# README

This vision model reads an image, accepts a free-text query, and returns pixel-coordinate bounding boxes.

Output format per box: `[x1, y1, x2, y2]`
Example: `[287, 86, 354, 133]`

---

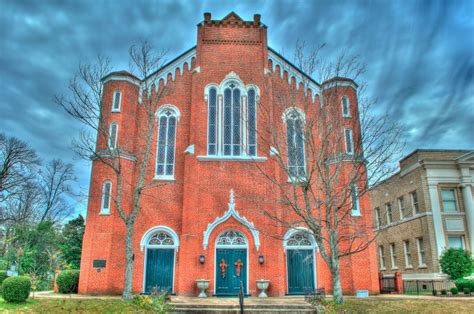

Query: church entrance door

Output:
[215, 230, 248, 295]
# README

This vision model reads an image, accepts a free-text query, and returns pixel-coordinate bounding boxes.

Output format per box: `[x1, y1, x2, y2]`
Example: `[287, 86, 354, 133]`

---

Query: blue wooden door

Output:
[287, 249, 315, 294]
[215, 249, 247, 295]
[145, 248, 174, 293]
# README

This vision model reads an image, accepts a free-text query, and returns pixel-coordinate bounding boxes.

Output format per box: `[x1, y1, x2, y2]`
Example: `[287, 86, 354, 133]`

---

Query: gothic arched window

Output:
[248, 88, 257, 156]
[205, 73, 259, 158]
[216, 230, 247, 247]
[207, 87, 218, 155]
[100, 180, 112, 214]
[223, 84, 241, 156]
[156, 107, 179, 179]
[285, 109, 306, 179]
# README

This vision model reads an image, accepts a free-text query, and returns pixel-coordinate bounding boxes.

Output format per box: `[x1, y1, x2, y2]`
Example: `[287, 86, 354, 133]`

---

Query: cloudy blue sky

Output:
[1, 0, 473, 218]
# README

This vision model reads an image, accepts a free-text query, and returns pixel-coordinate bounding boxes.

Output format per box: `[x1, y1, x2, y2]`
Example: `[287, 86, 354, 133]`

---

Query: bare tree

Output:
[39, 159, 75, 223]
[56, 41, 169, 299]
[0, 133, 40, 202]
[252, 43, 403, 303]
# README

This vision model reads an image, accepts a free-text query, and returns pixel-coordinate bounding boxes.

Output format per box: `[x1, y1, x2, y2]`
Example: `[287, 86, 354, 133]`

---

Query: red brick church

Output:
[79, 12, 379, 296]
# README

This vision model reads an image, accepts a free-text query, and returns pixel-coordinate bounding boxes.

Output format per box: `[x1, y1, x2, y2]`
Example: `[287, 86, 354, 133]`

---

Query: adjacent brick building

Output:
[371, 149, 474, 280]
[79, 12, 379, 296]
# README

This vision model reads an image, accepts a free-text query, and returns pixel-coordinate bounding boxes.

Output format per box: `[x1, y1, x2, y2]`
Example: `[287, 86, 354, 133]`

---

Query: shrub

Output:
[432, 289, 437, 296]
[454, 278, 474, 293]
[464, 288, 470, 295]
[56, 270, 80, 293]
[441, 289, 447, 295]
[132, 288, 174, 314]
[439, 248, 473, 279]
[1, 276, 31, 303]
[451, 287, 458, 295]
[0, 270, 7, 287]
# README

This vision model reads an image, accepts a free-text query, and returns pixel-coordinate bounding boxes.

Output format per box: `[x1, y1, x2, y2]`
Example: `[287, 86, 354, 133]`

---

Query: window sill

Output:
[391, 267, 399, 270]
[154, 175, 175, 181]
[379, 268, 386, 271]
[99, 211, 110, 216]
[404, 266, 413, 270]
[418, 264, 427, 269]
[196, 155, 267, 162]
[343, 115, 351, 118]
[111, 109, 121, 113]
[351, 211, 362, 217]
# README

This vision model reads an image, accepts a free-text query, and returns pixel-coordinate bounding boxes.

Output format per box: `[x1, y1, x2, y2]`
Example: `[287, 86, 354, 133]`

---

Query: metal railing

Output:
[403, 280, 455, 295]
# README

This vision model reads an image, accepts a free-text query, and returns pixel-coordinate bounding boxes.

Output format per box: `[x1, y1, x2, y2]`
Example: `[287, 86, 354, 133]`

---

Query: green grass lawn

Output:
[0, 297, 473, 313]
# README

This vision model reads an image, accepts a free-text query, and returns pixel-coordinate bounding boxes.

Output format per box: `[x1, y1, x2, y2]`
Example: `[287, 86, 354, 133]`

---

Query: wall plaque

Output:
[93, 259, 106, 268]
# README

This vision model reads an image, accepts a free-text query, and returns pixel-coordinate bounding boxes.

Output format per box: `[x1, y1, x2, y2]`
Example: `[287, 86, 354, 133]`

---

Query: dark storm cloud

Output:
[1, 0, 473, 218]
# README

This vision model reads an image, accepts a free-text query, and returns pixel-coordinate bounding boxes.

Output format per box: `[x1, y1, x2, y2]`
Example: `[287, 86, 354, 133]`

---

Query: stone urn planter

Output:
[256, 279, 270, 298]
[196, 279, 210, 298]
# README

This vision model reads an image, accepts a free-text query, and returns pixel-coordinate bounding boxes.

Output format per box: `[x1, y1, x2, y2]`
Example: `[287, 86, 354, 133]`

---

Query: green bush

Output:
[132, 289, 174, 314]
[454, 278, 474, 293]
[451, 287, 458, 295]
[0, 270, 7, 285]
[439, 248, 473, 279]
[1, 276, 31, 303]
[441, 289, 447, 295]
[464, 288, 470, 295]
[56, 270, 80, 293]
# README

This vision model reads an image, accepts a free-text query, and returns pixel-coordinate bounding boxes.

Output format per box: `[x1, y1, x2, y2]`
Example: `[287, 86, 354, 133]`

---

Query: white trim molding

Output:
[203, 189, 260, 250]
[140, 225, 180, 252]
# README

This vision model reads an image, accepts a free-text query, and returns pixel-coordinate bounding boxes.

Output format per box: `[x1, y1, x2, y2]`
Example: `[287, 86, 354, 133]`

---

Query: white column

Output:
[428, 184, 446, 256]
[461, 183, 474, 253]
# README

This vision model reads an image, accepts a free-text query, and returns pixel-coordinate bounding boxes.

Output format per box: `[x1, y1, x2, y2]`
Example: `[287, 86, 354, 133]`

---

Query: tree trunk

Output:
[331, 258, 344, 304]
[122, 221, 134, 299]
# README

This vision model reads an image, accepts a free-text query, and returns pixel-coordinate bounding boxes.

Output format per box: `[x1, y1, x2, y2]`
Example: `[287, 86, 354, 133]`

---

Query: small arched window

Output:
[248, 88, 257, 156]
[108, 122, 118, 149]
[285, 109, 306, 179]
[156, 107, 178, 179]
[112, 91, 122, 112]
[341, 96, 350, 117]
[344, 128, 353, 154]
[100, 181, 112, 214]
[351, 184, 361, 216]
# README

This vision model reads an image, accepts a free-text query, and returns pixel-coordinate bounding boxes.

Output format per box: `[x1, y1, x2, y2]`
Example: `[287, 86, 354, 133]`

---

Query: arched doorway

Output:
[215, 230, 248, 295]
[284, 229, 316, 294]
[142, 227, 179, 293]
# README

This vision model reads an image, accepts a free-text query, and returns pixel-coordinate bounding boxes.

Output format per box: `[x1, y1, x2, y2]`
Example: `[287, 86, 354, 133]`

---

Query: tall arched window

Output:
[248, 88, 257, 156]
[156, 107, 178, 179]
[204, 73, 260, 158]
[207, 87, 217, 155]
[100, 180, 112, 214]
[285, 109, 306, 179]
[108, 122, 118, 149]
[344, 128, 353, 154]
[341, 96, 350, 117]
[223, 84, 241, 156]
[112, 91, 121, 112]
[351, 184, 361, 216]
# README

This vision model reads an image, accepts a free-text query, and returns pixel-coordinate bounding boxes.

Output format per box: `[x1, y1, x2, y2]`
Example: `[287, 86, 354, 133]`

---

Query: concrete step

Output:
[171, 303, 313, 310]
[171, 308, 315, 314]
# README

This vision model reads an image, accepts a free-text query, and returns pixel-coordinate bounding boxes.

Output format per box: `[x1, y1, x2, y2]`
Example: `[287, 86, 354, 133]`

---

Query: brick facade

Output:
[371, 149, 474, 280]
[78, 12, 379, 296]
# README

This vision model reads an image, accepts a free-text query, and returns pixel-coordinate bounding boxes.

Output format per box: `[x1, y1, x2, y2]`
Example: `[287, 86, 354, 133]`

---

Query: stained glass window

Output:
[286, 231, 312, 246]
[286, 110, 305, 178]
[207, 88, 217, 155]
[248, 89, 256, 156]
[156, 110, 177, 177]
[112, 91, 121, 111]
[148, 232, 175, 246]
[216, 230, 247, 246]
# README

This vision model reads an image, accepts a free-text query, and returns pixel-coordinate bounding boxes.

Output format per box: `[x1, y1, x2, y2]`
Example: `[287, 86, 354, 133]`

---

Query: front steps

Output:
[170, 296, 315, 313]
